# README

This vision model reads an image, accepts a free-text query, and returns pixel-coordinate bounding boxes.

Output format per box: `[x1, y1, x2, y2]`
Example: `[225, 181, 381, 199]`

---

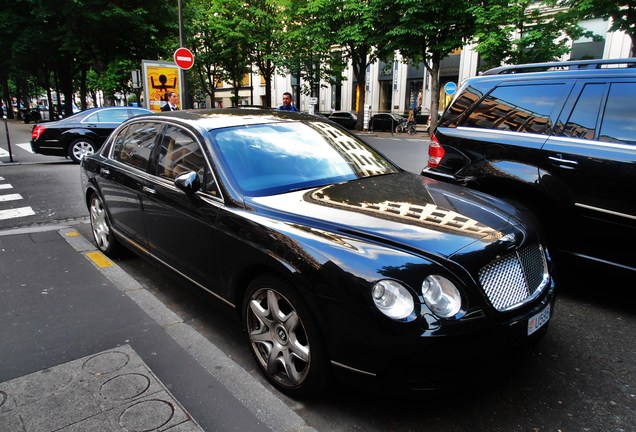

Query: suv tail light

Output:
[32, 125, 46, 140]
[427, 133, 445, 168]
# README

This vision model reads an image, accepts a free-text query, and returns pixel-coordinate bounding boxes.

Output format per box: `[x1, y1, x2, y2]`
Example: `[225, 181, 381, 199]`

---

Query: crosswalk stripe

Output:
[0, 206, 35, 220]
[17, 143, 33, 153]
[0, 193, 22, 202]
[0, 184, 13, 190]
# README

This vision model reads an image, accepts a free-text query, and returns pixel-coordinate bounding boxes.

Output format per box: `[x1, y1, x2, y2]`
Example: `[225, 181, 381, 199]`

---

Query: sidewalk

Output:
[0, 224, 317, 432]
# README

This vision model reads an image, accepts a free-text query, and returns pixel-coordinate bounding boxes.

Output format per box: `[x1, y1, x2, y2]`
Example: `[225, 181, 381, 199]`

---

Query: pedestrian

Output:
[277, 92, 299, 112]
[161, 92, 179, 111]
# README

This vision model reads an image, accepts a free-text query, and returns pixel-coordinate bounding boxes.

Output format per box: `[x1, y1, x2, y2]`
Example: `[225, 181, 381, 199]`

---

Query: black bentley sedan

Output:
[80, 108, 556, 396]
[31, 106, 152, 163]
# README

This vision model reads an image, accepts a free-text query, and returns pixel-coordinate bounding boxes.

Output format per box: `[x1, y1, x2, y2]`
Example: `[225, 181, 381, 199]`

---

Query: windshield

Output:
[210, 121, 399, 196]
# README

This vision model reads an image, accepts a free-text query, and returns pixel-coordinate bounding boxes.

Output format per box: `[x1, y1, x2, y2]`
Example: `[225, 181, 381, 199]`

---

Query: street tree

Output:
[188, 0, 225, 107]
[295, 0, 383, 128]
[375, 0, 477, 131]
[275, 1, 333, 108]
[209, 0, 253, 106]
[242, 0, 289, 108]
[471, 0, 594, 71]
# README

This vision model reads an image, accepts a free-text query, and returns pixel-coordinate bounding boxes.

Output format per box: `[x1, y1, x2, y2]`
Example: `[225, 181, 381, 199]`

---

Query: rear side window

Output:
[462, 84, 568, 134]
[599, 82, 636, 145]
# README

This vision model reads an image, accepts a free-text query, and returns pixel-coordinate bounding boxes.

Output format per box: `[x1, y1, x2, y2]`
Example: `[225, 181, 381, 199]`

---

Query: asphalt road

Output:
[2, 118, 635, 432]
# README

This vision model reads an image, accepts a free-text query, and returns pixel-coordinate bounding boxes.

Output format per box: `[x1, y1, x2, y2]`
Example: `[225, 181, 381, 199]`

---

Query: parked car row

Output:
[422, 57, 636, 279]
[80, 108, 555, 396]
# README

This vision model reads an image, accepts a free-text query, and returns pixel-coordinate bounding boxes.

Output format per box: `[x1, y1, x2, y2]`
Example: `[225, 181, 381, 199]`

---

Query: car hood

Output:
[247, 171, 528, 263]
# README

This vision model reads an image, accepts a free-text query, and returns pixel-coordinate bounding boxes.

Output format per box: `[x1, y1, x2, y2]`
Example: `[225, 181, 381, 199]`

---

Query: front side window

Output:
[156, 125, 218, 195]
[113, 122, 160, 170]
[462, 84, 568, 134]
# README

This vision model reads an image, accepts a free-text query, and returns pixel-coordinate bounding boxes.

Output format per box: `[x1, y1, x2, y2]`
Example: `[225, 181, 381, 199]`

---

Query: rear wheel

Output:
[89, 193, 119, 256]
[68, 138, 96, 163]
[243, 275, 328, 397]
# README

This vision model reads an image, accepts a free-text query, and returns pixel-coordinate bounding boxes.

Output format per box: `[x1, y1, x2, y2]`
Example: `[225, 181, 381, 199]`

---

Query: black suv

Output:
[422, 58, 636, 278]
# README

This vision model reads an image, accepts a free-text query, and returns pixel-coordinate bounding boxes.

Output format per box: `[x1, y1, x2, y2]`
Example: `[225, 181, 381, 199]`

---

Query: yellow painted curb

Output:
[85, 251, 113, 268]
[65, 231, 81, 237]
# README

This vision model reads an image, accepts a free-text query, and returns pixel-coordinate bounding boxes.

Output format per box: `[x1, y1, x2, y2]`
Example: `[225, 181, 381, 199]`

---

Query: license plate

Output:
[527, 303, 551, 336]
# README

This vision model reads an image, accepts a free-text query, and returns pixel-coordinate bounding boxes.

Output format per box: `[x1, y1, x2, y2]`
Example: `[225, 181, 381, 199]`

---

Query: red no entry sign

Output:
[174, 47, 194, 70]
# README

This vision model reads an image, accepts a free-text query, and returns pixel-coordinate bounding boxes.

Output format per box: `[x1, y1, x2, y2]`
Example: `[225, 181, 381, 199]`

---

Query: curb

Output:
[58, 227, 318, 432]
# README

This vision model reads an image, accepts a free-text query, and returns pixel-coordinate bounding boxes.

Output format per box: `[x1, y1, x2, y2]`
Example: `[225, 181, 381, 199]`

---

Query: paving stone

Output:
[0, 345, 203, 432]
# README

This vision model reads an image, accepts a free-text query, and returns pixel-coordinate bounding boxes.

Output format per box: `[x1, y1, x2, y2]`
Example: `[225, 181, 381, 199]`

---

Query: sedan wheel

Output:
[244, 276, 327, 396]
[89, 193, 118, 256]
[68, 138, 96, 163]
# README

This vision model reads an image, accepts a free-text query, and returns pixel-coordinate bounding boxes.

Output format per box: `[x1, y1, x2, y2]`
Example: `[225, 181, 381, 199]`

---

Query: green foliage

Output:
[471, 0, 595, 70]
[564, 1, 635, 56]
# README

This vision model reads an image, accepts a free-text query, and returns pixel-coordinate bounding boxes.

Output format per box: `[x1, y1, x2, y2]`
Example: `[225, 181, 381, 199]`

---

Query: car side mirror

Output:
[174, 171, 201, 194]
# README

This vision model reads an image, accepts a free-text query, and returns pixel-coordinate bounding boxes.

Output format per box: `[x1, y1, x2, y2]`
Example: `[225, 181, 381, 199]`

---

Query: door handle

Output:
[100, 167, 110, 175]
[142, 186, 157, 194]
[548, 154, 578, 168]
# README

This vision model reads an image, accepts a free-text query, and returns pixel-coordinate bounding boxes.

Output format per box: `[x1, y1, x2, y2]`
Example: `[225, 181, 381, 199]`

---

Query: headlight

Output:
[421, 275, 462, 318]
[371, 280, 414, 320]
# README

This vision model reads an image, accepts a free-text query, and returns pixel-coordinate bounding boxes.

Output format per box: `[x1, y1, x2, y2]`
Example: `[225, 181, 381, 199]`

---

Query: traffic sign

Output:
[444, 82, 457, 96]
[174, 47, 194, 70]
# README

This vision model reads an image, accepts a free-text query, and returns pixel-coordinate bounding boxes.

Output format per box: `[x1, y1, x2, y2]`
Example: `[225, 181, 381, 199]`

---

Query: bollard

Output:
[3, 115, 14, 163]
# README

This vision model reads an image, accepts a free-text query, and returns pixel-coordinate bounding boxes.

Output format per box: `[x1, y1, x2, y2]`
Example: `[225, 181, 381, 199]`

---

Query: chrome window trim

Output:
[575, 202, 636, 221]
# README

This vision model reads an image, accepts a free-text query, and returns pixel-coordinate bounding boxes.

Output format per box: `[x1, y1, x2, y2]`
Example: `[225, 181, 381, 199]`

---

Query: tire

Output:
[89, 192, 119, 256]
[408, 125, 417, 135]
[395, 125, 404, 134]
[68, 138, 97, 163]
[243, 275, 328, 397]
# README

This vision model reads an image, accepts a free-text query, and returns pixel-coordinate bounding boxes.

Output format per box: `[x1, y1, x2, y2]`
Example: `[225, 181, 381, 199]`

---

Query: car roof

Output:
[471, 58, 636, 85]
[137, 108, 323, 130]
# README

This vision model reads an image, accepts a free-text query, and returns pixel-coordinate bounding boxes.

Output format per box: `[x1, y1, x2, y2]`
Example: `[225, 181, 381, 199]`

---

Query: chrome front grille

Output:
[478, 243, 549, 312]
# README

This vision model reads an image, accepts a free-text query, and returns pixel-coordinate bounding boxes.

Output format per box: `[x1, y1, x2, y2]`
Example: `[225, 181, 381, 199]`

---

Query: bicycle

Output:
[396, 118, 416, 135]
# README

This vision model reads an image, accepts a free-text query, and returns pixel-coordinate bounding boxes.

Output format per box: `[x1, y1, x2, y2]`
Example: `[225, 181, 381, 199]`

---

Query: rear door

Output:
[98, 121, 161, 248]
[542, 78, 636, 269]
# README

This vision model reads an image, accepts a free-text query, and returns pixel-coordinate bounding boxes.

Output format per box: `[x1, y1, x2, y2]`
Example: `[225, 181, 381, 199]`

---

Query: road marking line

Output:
[85, 250, 113, 268]
[0, 206, 35, 220]
[0, 184, 13, 190]
[0, 193, 22, 202]
[17, 143, 33, 153]
[0, 148, 9, 158]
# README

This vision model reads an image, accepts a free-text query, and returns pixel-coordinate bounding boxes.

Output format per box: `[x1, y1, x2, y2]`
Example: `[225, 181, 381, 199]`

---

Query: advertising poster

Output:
[142, 60, 182, 112]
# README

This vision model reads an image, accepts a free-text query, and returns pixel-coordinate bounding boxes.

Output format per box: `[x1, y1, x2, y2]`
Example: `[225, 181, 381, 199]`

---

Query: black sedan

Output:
[31, 106, 152, 163]
[369, 112, 404, 132]
[328, 111, 358, 129]
[80, 109, 556, 396]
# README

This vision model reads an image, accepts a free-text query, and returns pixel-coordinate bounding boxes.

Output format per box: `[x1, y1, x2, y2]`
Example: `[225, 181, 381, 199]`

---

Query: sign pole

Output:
[178, 0, 188, 109]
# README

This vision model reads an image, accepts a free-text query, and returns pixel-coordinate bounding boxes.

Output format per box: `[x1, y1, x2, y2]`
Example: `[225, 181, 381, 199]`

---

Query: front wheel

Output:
[68, 138, 97, 163]
[395, 124, 404, 134]
[243, 275, 328, 397]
